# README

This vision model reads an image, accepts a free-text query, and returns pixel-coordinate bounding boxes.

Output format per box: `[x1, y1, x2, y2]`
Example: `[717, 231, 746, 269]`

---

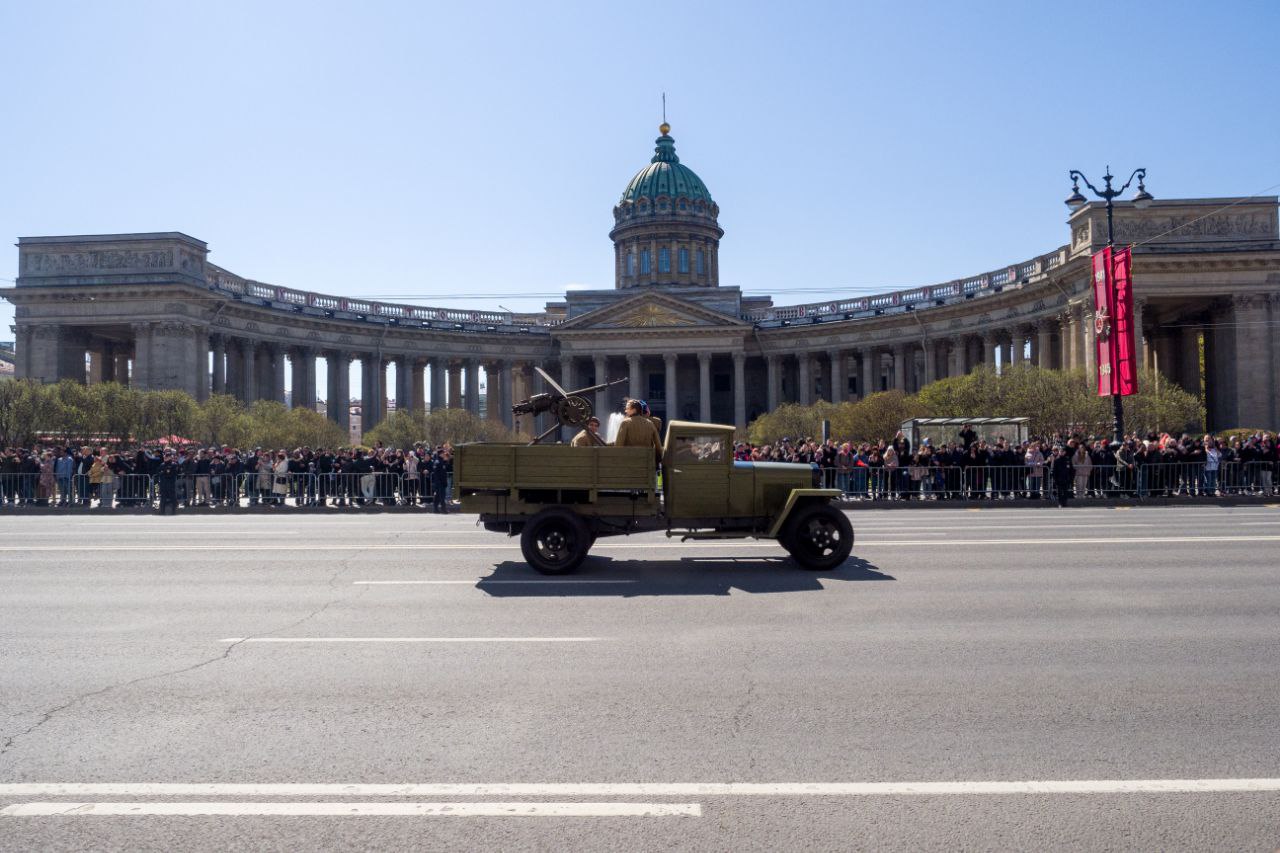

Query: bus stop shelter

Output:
[899, 417, 1030, 449]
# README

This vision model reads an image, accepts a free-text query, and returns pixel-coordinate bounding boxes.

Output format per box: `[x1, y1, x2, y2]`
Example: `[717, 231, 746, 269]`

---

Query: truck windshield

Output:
[670, 435, 725, 462]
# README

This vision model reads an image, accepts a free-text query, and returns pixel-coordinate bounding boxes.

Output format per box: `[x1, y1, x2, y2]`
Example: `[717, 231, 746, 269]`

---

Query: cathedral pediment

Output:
[555, 291, 747, 332]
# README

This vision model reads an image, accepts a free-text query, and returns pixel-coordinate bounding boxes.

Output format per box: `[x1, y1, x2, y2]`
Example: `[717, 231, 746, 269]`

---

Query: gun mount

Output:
[513, 367, 628, 445]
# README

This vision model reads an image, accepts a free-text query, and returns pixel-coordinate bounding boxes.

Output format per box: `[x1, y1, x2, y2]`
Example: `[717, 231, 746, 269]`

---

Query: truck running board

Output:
[671, 531, 756, 541]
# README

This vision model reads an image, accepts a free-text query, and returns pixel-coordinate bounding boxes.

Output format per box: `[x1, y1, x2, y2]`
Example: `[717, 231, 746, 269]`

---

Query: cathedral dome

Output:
[618, 124, 715, 206]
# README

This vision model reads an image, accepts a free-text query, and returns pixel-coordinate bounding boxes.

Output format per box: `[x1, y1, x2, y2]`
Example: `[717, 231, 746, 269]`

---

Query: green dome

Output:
[619, 129, 714, 205]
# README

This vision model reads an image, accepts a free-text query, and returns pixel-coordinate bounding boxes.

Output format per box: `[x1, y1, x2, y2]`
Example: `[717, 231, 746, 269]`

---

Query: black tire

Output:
[520, 509, 592, 575]
[780, 503, 854, 570]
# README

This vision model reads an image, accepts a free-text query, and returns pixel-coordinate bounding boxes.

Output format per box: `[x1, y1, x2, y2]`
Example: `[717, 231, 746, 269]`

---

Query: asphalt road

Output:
[1, 504, 1279, 851]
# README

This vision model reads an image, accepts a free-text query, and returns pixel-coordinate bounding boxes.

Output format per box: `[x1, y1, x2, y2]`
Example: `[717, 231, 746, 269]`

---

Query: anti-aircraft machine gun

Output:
[511, 366, 627, 445]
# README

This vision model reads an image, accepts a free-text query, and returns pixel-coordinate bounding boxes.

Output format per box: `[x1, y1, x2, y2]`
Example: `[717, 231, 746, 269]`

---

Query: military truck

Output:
[455, 420, 853, 574]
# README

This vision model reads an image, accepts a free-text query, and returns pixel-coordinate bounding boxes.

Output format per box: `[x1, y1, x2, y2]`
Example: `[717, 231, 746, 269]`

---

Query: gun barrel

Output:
[567, 377, 629, 396]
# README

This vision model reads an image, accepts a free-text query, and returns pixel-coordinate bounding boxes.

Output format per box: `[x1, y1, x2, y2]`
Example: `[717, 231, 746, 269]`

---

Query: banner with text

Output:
[1092, 246, 1138, 396]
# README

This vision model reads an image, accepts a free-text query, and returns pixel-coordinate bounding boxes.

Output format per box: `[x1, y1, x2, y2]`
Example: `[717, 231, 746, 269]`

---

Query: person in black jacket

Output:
[429, 454, 450, 514]
[1050, 445, 1075, 507]
[156, 450, 180, 515]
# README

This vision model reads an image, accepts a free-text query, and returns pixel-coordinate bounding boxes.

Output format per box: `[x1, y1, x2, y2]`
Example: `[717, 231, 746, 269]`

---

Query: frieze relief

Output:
[23, 249, 174, 274]
[153, 321, 196, 338]
[1113, 212, 1276, 243]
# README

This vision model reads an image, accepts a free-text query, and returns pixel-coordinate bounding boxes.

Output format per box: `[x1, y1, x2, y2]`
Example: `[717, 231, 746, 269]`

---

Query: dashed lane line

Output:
[216, 637, 603, 644]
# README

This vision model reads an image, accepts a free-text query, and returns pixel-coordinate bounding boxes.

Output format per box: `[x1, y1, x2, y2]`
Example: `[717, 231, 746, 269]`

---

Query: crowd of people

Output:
[1, 425, 1276, 511]
[734, 427, 1279, 506]
[0, 444, 455, 512]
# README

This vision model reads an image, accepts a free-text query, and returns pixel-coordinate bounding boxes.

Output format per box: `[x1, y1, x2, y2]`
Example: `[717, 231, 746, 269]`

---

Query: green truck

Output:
[455, 419, 853, 574]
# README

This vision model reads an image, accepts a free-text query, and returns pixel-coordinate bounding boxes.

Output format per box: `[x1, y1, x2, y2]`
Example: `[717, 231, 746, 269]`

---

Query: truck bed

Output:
[455, 443, 659, 517]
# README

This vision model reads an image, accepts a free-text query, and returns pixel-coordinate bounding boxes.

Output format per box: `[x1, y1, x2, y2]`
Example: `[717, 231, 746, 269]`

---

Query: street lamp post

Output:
[1065, 167, 1153, 444]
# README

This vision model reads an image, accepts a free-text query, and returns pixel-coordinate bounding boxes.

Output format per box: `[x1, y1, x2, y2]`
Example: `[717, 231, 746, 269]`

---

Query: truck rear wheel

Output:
[520, 509, 592, 575]
[781, 503, 853, 570]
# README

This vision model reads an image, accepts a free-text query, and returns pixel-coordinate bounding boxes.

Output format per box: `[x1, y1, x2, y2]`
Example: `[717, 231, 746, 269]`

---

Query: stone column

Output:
[113, 350, 131, 388]
[828, 350, 845, 403]
[559, 355, 575, 392]
[923, 341, 937, 385]
[1133, 297, 1148, 372]
[291, 348, 308, 409]
[798, 354, 812, 405]
[594, 355, 609, 417]
[698, 352, 712, 422]
[892, 344, 907, 390]
[269, 344, 287, 404]
[766, 354, 780, 410]
[1010, 330, 1024, 365]
[193, 327, 210, 401]
[1057, 312, 1073, 370]
[1178, 322, 1202, 397]
[464, 359, 481, 415]
[362, 355, 385, 431]
[484, 361, 503, 424]
[447, 362, 462, 408]
[732, 351, 747, 430]
[975, 332, 993, 370]
[664, 353, 679, 421]
[1082, 308, 1097, 377]
[500, 361, 514, 429]
[394, 356, 412, 415]
[12, 326, 32, 379]
[1074, 304, 1088, 375]
[149, 322, 202, 397]
[131, 322, 153, 390]
[95, 343, 113, 383]
[1036, 321, 1054, 369]
[429, 357, 447, 411]
[212, 335, 227, 395]
[947, 338, 963, 378]
[862, 349, 877, 396]
[410, 359, 426, 414]
[628, 354, 643, 401]
[326, 351, 350, 432]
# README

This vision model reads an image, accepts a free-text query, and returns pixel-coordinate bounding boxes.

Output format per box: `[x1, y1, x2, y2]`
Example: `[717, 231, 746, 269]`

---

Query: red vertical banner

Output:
[1092, 246, 1139, 397]
[1110, 247, 1138, 395]
[1091, 249, 1115, 396]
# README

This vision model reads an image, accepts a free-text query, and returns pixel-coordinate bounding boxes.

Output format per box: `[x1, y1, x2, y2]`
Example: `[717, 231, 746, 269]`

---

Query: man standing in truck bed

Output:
[613, 399, 663, 463]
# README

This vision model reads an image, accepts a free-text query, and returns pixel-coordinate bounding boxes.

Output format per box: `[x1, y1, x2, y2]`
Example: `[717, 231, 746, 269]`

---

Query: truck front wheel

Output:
[780, 503, 854, 570]
[520, 509, 592, 575]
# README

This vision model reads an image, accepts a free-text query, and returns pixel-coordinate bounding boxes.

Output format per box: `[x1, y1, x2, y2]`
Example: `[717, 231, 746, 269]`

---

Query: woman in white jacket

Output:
[1072, 444, 1093, 498]
[271, 452, 290, 506]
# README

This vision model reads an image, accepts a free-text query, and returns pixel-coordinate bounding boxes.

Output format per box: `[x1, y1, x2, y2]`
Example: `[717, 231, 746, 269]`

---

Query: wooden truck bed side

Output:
[455, 443, 658, 517]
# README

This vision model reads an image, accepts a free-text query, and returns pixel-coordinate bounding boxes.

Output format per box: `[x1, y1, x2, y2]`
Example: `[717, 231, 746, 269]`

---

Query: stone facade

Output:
[4, 140, 1280, 433]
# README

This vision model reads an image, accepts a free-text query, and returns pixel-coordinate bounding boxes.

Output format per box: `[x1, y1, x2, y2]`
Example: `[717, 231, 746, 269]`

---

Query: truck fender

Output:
[766, 489, 843, 539]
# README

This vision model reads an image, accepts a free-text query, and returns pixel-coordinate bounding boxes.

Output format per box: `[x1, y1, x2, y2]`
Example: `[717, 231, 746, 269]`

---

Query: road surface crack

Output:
[0, 556, 365, 761]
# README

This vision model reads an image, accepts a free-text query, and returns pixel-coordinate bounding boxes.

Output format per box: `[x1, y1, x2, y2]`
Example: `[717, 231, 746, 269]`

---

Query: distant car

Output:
[455, 420, 853, 574]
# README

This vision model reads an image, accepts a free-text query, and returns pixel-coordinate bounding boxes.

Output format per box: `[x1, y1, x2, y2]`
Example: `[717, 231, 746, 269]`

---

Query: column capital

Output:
[697, 351, 712, 365]
[731, 350, 746, 364]
[663, 352, 678, 366]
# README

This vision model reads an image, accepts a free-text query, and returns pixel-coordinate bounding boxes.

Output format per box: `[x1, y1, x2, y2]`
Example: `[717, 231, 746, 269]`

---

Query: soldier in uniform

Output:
[571, 416, 601, 447]
[641, 400, 663, 441]
[613, 399, 663, 463]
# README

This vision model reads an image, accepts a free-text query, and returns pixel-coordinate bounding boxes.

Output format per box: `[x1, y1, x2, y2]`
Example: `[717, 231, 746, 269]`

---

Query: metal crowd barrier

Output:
[1, 461, 1274, 508]
[815, 461, 1278, 501]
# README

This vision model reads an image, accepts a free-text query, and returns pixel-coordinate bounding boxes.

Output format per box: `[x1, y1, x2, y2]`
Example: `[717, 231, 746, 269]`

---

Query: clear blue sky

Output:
[2, 0, 1278, 339]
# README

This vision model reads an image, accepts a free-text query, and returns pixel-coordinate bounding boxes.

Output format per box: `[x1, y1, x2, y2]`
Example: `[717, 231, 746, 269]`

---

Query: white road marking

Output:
[3, 780, 1279, 797]
[352, 579, 638, 585]
[217, 637, 602, 643]
[5, 534, 1279, 551]
[0, 801, 700, 817]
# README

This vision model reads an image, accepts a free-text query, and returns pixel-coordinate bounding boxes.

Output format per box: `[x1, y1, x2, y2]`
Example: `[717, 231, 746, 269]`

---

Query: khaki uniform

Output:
[571, 429, 597, 447]
[613, 414, 663, 463]
[647, 415, 663, 442]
